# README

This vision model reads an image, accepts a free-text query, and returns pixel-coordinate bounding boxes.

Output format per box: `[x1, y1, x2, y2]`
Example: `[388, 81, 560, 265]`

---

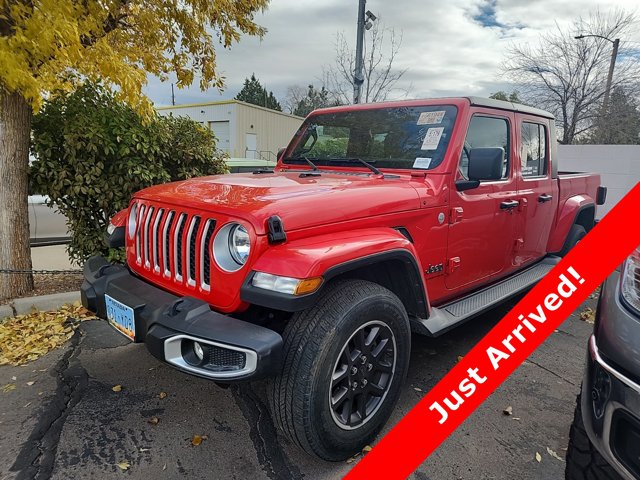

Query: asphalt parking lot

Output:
[0, 293, 596, 480]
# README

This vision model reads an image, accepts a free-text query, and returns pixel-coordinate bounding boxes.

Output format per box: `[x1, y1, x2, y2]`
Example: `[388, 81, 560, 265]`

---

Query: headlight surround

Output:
[621, 246, 640, 314]
[127, 203, 138, 239]
[213, 223, 251, 272]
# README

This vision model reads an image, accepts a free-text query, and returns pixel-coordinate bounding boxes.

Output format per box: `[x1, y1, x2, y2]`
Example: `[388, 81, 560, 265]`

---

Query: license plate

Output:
[105, 294, 135, 341]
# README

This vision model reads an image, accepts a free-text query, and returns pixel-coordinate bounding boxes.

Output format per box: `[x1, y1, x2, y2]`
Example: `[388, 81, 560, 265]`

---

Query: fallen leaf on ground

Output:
[535, 452, 542, 463]
[503, 406, 513, 416]
[23, 402, 31, 408]
[26, 381, 35, 386]
[512, 417, 521, 421]
[546, 447, 564, 462]
[0, 304, 95, 366]
[457, 355, 464, 362]
[579, 307, 596, 324]
[139, 448, 150, 452]
[2, 383, 16, 393]
[158, 391, 167, 399]
[362, 445, 372, 453]
[147, 417, 160, 425]
[116, 460, 130, 471]
[191, 435, 205, 446]
[413, 387, 422, 392]
[112, 385, 122, 392]
[162, 463, 167, 471]
[11, 376, 16, 381]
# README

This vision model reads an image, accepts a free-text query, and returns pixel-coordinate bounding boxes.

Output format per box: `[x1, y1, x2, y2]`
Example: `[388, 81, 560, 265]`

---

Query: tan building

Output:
[156, 100, 304, 161]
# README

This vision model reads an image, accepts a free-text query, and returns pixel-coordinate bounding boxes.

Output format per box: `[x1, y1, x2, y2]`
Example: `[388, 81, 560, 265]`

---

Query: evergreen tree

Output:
[489, 91, 523, 103]
[587, 87, 640, 144]
[235, 74, 282, 111]
[293, 85, 331, 117]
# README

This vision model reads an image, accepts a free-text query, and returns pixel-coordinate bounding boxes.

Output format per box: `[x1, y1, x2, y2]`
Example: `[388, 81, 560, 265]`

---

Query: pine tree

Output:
[588, 87, 640, 144]
[235, 74, 282, 111]
[293, 85, 330, 117]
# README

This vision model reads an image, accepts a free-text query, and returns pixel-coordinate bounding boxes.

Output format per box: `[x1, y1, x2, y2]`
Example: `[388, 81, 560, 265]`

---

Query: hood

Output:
[136, 171, 424, 234]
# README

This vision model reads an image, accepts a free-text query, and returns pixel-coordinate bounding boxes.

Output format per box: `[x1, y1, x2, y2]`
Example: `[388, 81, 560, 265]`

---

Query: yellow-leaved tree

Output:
[0, 0, 269, 300]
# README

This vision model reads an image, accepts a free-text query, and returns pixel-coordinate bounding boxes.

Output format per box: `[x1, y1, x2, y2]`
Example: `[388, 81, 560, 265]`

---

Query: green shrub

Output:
[30, 82, 227, 265]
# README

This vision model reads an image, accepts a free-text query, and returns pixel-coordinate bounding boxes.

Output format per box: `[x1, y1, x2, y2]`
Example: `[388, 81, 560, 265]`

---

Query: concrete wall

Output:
[558, 145, 640, 219]
[156, 100, 303, 159]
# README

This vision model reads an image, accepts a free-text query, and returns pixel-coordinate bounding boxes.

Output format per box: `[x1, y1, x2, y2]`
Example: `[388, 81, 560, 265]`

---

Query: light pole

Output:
[575, 34, 620, 111]
[353, 1, 376, 104]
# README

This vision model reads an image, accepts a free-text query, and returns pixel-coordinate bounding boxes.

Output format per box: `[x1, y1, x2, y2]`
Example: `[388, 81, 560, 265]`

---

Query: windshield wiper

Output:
[329, 158, 382, 176]
[302, 156, 319, 171]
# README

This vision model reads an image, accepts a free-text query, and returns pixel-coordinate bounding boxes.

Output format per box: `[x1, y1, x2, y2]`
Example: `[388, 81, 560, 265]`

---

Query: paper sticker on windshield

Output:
[413, 157, 432, 169]
[417, 111, 446, 125]
[421, 127, 444, 150]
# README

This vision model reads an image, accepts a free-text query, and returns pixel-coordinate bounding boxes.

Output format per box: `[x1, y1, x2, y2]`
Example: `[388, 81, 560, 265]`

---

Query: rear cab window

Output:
[283, 105, 458, 171]
[520, 122, 548, 177]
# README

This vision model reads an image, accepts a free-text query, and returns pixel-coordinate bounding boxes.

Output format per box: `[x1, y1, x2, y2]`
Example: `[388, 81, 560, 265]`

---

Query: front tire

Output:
[565, 394, 622, 479]
[268, 280, 411, 461]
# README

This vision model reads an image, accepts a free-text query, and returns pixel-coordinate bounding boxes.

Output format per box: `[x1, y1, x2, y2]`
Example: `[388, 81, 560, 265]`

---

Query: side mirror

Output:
[277, 147, 286, 160]
[468, 147, 505, 181]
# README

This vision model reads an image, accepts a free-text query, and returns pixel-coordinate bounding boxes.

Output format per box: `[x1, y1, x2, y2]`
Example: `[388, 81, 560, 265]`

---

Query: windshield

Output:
[284, 105, 458, 170]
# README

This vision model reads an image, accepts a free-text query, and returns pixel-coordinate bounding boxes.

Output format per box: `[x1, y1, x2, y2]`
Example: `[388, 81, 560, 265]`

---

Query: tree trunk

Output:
[0, 90, 33, 301]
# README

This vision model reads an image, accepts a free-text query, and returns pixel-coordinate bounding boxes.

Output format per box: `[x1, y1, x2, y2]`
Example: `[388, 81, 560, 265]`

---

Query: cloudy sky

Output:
[145, 0, 640, 109]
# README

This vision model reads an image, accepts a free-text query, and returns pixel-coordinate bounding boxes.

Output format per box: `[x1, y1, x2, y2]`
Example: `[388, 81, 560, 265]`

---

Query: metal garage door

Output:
[209, 121, 230, 153]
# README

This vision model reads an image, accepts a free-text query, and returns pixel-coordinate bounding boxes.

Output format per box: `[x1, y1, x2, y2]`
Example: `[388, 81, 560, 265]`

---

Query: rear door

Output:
[445, 110, 519, 292]
[514, 117, 558, 266]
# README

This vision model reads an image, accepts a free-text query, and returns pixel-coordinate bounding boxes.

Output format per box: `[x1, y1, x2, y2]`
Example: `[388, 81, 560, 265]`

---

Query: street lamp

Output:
[575, 34, 620, 111]
[353, 1, 377, 104]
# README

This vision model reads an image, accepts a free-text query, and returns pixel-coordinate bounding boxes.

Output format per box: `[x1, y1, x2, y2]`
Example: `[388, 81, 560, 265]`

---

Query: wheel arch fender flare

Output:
[240, 227, 430, 317]
[547, 196, 596, 254]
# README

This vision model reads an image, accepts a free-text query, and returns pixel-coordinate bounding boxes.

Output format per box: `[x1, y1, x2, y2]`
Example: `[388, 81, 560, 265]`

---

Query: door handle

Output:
[500, 200, 519, 210]
[538, 193, 553, 203]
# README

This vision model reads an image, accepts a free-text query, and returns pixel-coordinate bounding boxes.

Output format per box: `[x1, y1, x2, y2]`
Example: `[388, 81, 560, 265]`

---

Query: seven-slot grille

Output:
[133, 203, 217, 291]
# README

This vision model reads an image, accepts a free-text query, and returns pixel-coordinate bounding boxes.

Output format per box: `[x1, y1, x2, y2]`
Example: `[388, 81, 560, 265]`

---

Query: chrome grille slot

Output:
[186, 216, 201, 287]
[200, 220, 216, 291]
[173, 213, 187, 282]
[135, 205, 146, 264]
[152, 209, 164, 273]
[143, 207, 155, 268]
[162, 211, 175, 277]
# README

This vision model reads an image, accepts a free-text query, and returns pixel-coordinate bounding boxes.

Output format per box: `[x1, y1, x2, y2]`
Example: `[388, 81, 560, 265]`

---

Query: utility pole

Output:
[603, 38, 620, 112]
[171, 83, 175, 106]
[574, 34, 620, 112]
[353, 0, 366, 104]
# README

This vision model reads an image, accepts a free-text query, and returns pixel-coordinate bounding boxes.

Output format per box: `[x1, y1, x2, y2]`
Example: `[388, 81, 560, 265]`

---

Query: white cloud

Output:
[144, 0, 640, 108]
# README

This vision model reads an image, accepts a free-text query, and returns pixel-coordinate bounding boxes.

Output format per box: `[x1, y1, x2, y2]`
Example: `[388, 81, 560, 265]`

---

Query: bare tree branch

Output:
[322, 22, 409, 105]
[502, 9, 639, 144]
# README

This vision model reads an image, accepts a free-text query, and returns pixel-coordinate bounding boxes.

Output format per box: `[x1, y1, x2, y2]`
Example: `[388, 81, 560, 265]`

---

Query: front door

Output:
[445, 111, 519, 291]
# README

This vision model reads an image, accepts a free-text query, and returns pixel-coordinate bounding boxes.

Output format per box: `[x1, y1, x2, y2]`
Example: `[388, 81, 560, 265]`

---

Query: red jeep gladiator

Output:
[84, 97, 606, 460]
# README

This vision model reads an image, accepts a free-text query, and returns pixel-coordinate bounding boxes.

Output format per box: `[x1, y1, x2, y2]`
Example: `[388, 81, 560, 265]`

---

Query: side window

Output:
[521, 122, 548, 177]
[459, 116, 510, 180]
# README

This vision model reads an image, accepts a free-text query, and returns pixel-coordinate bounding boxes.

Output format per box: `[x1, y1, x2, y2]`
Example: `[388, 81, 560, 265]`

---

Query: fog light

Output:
[194, 342, 204, 361]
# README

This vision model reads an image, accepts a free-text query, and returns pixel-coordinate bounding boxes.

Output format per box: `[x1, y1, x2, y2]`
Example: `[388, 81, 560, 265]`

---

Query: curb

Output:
[0, 291, 81, 320]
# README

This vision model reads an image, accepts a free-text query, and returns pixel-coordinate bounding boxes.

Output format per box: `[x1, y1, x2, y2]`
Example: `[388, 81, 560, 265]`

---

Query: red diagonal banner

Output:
[346, 182, 640, 480]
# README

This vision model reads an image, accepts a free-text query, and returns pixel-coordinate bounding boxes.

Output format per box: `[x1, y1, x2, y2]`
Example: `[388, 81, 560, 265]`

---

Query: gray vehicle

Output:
[566, 245, 640, 480]
[28, 195, 70, 246]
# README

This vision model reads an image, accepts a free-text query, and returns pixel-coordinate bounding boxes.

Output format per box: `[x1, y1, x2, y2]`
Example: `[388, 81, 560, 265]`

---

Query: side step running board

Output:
[412, 256, 561, 337]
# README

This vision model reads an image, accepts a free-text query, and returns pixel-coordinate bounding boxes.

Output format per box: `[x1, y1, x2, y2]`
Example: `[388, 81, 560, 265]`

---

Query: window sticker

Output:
[413, 157, 432, 169]
[421, 127, 444, 150]
[417, 111, 446, 125]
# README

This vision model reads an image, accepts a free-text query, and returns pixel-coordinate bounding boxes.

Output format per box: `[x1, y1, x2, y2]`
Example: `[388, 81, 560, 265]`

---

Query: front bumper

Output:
[581, 272, 640, 480]
[81, 256, 283, 382]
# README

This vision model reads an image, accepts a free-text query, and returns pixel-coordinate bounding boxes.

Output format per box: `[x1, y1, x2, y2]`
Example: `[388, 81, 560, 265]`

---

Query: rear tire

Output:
[267, 279, 411, 461]
[559, 224, 587, 257]
[565, 394, 622, 479]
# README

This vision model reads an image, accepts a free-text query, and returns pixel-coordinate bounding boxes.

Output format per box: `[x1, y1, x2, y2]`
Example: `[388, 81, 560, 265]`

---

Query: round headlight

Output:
[213, 223, 251, 272]
[127, 203, 138, 238]
[229, 224, 250, 265]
